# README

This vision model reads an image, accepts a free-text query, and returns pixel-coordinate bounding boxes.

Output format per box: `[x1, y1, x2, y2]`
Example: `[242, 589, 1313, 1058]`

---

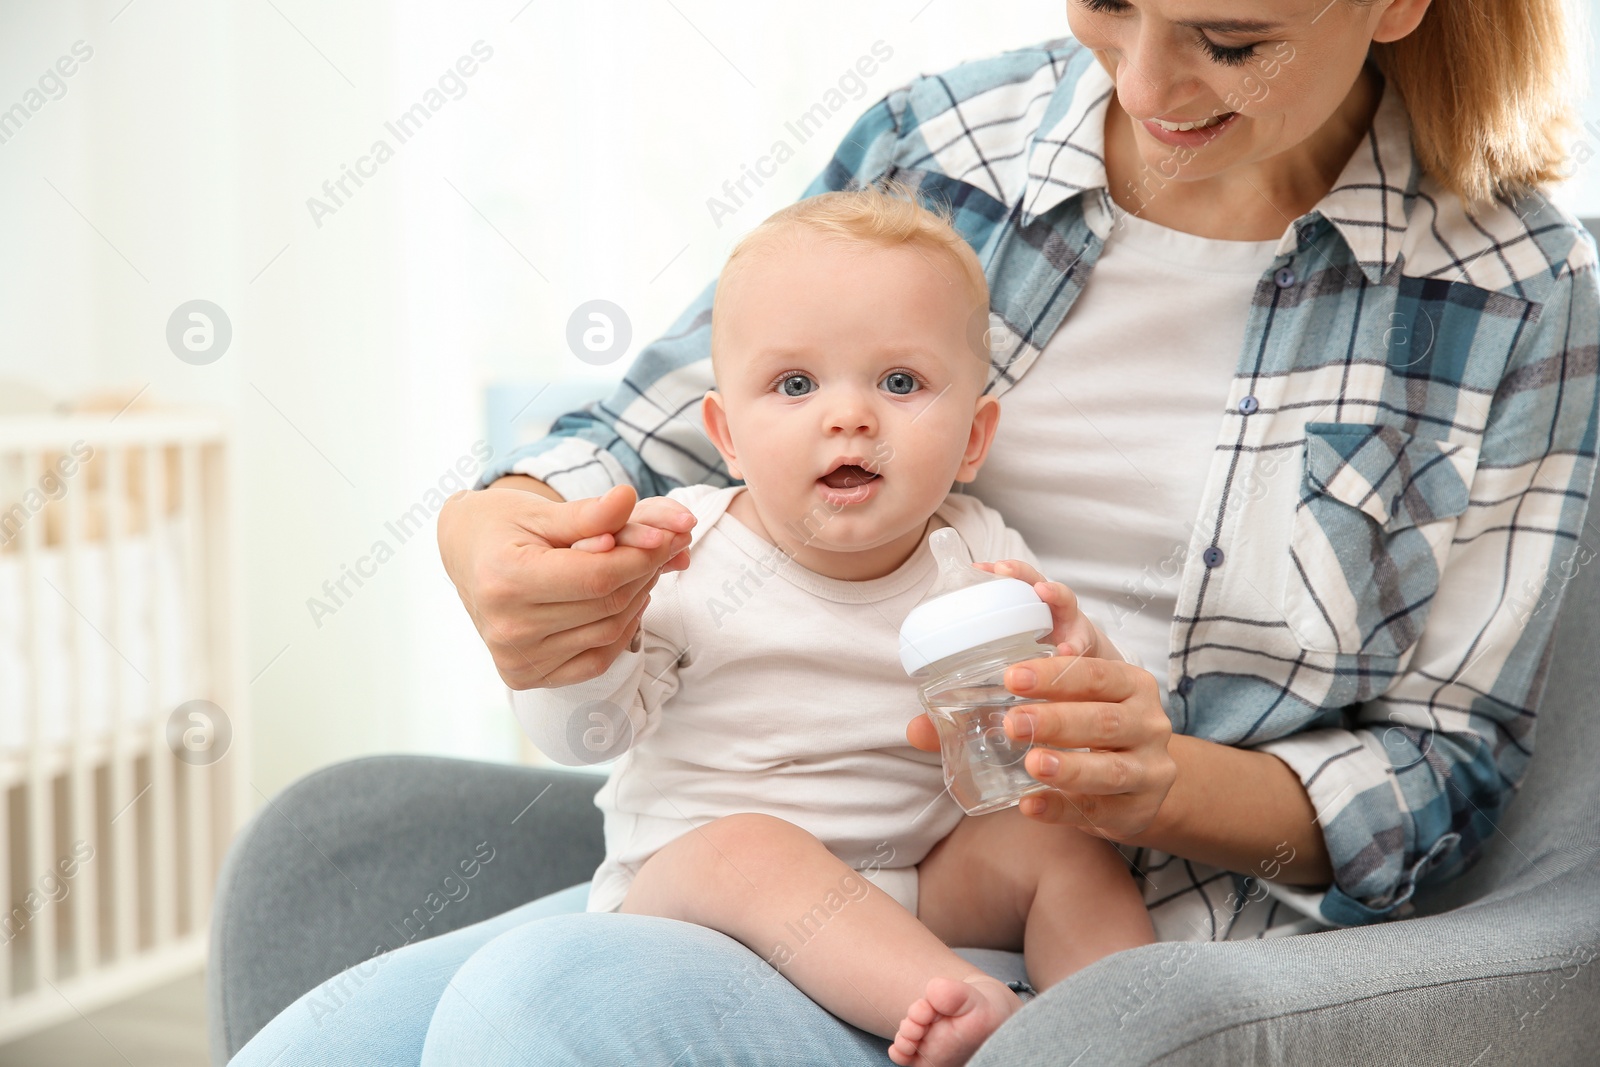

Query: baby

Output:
[512, 180, 1153, 1066]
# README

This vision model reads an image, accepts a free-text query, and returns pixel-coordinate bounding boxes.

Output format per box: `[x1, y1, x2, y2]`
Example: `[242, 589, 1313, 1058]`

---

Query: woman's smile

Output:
[1138, 109, 1241, 147]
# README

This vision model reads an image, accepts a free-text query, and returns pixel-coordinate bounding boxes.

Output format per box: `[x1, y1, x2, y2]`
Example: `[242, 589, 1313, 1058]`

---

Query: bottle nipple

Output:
[922, 527, 999, 601]
[899, 526, 1051, 677]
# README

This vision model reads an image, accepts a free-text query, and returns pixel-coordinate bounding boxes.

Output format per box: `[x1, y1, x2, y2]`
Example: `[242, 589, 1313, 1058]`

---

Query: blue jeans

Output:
[228, 881, 1031, 1065]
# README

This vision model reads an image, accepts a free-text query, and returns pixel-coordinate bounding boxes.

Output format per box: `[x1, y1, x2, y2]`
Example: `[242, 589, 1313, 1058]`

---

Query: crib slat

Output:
[64, 444, 99, 974]
[180, 444, 210, 931]
[0, 779, 8, 1002]
[106, 445, 138, 964]
[21, 448, 58, 989]
[206, 439, 247, 910]
[143, 445, 177, 949]
[0, 450, 16, 1000]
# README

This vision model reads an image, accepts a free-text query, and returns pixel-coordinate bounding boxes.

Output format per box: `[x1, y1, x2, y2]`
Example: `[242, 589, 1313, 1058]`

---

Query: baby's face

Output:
[703, 229, 998, 563]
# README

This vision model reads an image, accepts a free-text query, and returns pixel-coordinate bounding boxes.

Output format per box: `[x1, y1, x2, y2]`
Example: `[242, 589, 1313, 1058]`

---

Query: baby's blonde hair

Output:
[711, 177, 990, 374]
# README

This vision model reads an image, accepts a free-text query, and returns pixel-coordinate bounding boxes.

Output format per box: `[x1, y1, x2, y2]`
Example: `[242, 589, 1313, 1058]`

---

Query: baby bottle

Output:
[899, 527, 1057, 816]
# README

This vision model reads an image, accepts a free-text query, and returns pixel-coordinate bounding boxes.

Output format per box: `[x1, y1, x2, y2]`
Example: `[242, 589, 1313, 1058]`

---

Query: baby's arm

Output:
[508, 602, 683, 766]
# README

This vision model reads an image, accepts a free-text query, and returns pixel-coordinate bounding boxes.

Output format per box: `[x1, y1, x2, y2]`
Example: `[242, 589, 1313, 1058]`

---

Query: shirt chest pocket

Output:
[1280, 422, 1477, 658]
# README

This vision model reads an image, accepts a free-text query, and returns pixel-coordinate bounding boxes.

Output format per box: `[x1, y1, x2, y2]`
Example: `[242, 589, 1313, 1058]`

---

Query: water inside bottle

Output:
[925, 682, 1052, 816]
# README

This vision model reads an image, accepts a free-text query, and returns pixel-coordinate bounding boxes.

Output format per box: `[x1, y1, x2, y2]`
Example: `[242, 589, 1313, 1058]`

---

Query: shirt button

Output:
[1274, 266, 1297, 288]
[1203, 546, 1224, 568]
[1177, 675, 1195, 696]
[1239, 395, 1259, 415]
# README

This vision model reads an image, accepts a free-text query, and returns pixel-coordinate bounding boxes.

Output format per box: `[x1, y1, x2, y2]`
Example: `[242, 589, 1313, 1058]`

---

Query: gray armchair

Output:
[210, 557, 1600, 1063]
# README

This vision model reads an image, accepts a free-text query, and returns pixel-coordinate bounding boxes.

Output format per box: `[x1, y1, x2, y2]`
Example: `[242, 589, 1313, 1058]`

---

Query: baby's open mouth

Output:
[819, 464, 880, 490]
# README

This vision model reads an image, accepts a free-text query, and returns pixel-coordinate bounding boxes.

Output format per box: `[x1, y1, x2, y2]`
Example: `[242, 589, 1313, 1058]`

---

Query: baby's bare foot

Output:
[887, 974, 1021, 1067]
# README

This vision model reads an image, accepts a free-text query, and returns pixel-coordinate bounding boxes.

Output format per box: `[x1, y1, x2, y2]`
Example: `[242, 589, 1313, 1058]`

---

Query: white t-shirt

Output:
[965, 207, 1283, 677]
[511, 483, 1048, 916]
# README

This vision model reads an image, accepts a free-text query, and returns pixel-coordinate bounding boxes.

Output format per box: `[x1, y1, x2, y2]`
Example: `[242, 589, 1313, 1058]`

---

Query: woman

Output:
[232, 0, 1596, 1062]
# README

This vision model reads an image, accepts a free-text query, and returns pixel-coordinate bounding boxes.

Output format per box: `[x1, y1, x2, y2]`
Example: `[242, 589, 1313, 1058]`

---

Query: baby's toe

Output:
[923, 976, 977, 1017]
[889, 1032, 924, 1066]
[903, 996, 939, 1027]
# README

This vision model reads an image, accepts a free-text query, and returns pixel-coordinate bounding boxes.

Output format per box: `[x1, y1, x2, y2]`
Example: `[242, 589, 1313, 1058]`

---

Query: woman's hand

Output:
[972, 559, 1121, 662]
[437, 482, 695, 690]
[905, 573, 1177, 841]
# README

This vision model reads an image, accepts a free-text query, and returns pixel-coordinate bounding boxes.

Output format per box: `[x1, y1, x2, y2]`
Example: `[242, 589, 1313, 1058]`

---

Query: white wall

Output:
[0, 1, 1074, 796]
[1565, 0, 1600, 216]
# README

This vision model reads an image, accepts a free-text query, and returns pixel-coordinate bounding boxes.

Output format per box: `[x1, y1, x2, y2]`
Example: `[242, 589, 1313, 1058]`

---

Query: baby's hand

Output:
[972, 559, 1124, 663]
[570, 494, 694, 575]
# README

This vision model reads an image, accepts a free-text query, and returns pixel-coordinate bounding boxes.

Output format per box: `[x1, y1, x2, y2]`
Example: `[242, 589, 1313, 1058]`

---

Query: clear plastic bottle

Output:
[899, 527, 1057, 816]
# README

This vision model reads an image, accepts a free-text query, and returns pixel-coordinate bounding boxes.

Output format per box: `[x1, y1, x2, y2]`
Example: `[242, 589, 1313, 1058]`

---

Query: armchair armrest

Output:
[207, 756, 604, 1063]
[970, 850, 1600, 1066]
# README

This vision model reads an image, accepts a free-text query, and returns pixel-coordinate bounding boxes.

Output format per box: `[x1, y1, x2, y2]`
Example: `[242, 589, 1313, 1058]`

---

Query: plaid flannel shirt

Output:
[483, 38, 1600, 934]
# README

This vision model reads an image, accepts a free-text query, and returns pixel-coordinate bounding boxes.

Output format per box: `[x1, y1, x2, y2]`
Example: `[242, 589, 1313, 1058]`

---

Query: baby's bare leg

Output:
[917, 804, 1154, 991]
[620, 812, 1018, 1045]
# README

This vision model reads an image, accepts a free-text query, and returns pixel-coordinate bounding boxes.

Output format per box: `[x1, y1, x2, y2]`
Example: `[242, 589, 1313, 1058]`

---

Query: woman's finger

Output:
[904, 712, 939, 753]
[1003, 653, 1141, 708]
[1016, 788, 1119, 836]
[1005, 700, 1136, 750]
[494, 541, 657, 607]
[539, 577, 658, 681]
[486, 556, 660, 639]
[1022, 747, 1147, 796]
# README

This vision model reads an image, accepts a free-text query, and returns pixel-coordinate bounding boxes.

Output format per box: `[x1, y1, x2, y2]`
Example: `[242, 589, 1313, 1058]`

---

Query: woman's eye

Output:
[1201, 37, 1259, 67]
[777, 373, 815, 397]
[881, 371, 920, 396]
[1075, 0, 1259, 68]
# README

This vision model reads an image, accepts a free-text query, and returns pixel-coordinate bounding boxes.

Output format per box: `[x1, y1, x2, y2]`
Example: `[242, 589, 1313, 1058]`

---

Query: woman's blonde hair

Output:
[711, 178, 989, 368]
[1364, 0, 1581, 207]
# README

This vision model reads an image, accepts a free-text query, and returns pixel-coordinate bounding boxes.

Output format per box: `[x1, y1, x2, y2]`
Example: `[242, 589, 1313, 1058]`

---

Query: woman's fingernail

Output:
[1009, 711, 1037, 738]
[1010, 666, 1036, 691]
[1034, 751, 1060, 777]
[1022, 797, 1045, 816]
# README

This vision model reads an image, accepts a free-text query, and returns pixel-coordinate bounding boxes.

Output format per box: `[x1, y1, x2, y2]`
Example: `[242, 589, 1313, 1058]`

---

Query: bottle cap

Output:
[899, 527, 1051, 676]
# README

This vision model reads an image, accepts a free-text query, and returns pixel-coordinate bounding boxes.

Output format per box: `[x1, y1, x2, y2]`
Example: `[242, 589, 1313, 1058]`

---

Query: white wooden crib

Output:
[0, 412, 246, 1043]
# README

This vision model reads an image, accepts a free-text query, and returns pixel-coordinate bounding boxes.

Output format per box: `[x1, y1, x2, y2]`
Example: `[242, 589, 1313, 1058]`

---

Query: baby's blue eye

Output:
[779, 374, 815, 397]
[882, 371, 919, 395]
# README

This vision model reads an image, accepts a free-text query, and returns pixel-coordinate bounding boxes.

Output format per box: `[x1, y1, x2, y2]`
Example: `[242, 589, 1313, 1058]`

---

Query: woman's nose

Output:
[1107, 29, 1194, 120]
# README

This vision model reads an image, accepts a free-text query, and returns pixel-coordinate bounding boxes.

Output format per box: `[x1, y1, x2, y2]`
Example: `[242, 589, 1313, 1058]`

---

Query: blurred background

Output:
[0, 0, 1596, 1062]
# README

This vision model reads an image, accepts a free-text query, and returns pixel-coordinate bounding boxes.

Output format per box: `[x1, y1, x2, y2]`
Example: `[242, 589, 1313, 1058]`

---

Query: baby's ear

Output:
[700, 391, 742, 477]
[954, 395, 1002, 482]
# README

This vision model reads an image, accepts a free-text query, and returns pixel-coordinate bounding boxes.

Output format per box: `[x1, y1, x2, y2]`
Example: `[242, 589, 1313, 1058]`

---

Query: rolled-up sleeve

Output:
[476, 91, 908, 499]
[1260, 243, 1600, 925]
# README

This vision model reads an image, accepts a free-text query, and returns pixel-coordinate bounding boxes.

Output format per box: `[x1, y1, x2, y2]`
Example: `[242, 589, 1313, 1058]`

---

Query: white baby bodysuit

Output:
[510, 483, 1061, 916]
